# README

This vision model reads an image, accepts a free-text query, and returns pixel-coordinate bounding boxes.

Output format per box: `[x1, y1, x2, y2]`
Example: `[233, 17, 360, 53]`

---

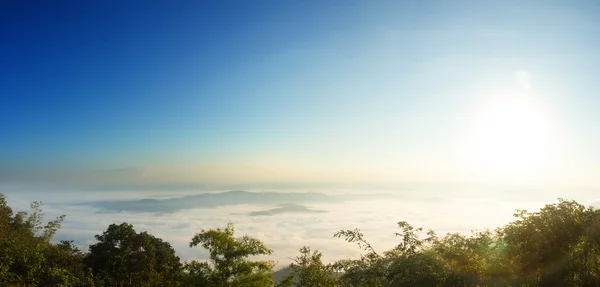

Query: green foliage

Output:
[332, 228, 388, 286]
[40, 240, 94, 286]
[4, 192, 600, 287]
[186, 222, 276, 286]
[332, 223, 443, 287]
[500, 199, 593, 286]
[87, 222, 183, 286]
[0, 194, 72, 286]
[324, 199, 600, 287]
[289, 246, 338, 287]
[181, 260, 212, 286]
[334, 229, 377, 254]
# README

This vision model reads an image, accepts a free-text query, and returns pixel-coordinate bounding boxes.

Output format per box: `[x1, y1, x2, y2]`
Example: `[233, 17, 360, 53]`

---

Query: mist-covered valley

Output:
[3, 186, 598, 267]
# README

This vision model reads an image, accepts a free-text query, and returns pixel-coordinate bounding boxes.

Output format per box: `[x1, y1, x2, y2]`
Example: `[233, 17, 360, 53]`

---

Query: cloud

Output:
[2, 188, 594, 268]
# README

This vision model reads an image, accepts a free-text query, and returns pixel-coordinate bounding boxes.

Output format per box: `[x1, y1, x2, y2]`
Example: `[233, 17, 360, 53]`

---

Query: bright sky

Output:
[2, 0, 600, 190]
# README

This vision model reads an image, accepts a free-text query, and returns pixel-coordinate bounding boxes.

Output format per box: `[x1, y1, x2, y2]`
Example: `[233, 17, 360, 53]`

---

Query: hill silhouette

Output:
[88, 190, 394, 213]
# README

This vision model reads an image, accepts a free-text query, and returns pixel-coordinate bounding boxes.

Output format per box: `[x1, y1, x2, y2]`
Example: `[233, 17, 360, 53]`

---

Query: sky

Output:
[2, 0, 600, 191]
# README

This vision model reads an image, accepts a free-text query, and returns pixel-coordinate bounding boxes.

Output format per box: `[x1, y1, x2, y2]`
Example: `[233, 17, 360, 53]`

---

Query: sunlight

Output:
[468, 96, 550, 182]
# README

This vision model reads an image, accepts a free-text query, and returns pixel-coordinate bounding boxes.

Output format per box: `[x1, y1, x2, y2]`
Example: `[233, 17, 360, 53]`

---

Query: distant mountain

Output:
[87, 190, 394, 213]
[272, 267, 293, 284]
[248, 203, 327, 216]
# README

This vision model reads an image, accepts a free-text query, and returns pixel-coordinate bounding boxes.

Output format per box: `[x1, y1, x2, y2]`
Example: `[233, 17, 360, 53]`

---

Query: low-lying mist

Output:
[2, 186, 599, 267]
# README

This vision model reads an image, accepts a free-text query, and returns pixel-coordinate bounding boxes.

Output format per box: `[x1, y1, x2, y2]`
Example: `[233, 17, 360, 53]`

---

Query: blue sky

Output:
[2, 1, 600, 190]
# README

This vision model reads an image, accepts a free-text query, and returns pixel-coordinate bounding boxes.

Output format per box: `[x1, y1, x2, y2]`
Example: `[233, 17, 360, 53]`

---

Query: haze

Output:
[2, 0, 600, 266]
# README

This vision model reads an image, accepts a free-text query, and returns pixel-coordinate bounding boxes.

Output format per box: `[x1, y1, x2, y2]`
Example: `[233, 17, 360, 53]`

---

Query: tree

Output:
[500, 199, 587, 287]
[332, 228, 389, 287]
[181, 260, 212, 286]
[187, 222, 275, 286]
[87, 222, 182, 287]
[6, 191, 600, 287]
[429, 230, 499, 286]
[332, 223, 445, 287]
[289, 246, 338, 287]
[40, 240, 94, 286]
[0, 194, 67, 286]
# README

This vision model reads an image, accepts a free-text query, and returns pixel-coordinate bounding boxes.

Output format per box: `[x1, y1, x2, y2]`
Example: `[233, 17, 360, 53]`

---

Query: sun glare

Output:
[468, 96, 551, 182]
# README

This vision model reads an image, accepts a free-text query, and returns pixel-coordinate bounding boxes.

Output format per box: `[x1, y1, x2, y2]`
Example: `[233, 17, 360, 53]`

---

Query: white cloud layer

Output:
[3, 187, 599, 267]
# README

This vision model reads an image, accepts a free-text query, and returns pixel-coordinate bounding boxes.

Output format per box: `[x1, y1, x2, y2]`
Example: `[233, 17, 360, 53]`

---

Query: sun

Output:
[467, 96, 551, 182]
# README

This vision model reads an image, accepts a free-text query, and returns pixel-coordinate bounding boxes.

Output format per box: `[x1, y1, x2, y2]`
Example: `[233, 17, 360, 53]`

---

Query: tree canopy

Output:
[2, 193, 600, 286]
[185, 222, 276, 286]
[86, 222, 182, 286]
